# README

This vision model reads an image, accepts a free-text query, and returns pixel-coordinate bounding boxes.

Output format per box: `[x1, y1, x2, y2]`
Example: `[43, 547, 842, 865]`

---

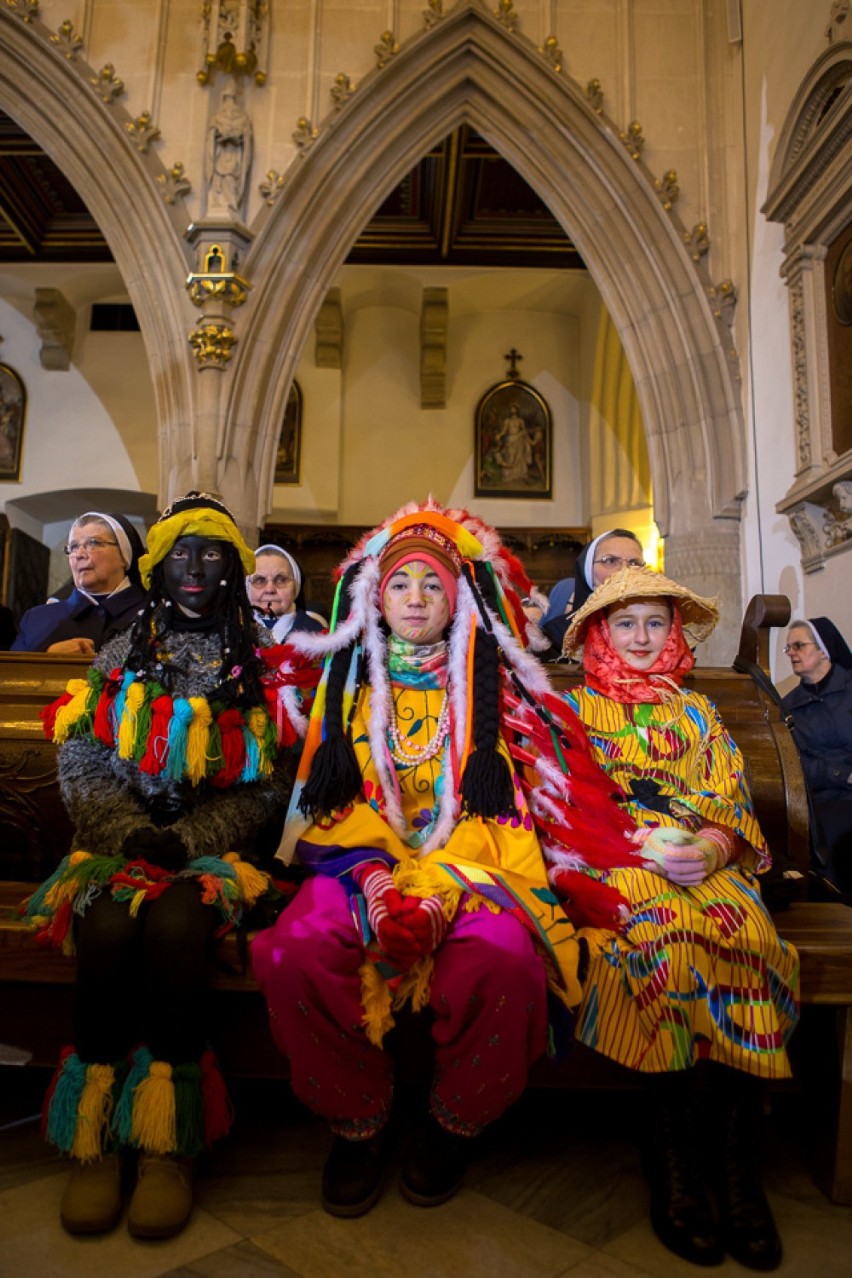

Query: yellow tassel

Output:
[247, 706, 273, 776]
[186, 696, 213, 785]
[127, 889, 148, 918]
[358, 962, 395, 1048]
[69, 849, 92, 867]
[394, 956, 434, 1014]
[117, 681, 146, 760]
[463, 893, 501, 915]
[393, 860, 461, 920]
[71, 1063, 115, 1162]
[131, 1060, 176, 1154]
[53, 680, 94, 744]
[222, 852, 271, 906]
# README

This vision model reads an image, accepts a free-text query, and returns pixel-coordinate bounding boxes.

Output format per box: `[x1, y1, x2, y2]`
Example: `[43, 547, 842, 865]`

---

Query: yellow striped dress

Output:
[563, 685, 799, 1079]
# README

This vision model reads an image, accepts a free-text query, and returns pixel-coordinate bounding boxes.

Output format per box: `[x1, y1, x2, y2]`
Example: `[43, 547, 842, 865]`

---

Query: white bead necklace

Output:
[387, 690, 450, 766]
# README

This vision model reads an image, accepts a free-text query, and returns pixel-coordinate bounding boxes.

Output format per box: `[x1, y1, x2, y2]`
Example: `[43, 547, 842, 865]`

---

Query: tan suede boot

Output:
[60, 1154, 123, 1234]
[127, 1153, 194, 1239]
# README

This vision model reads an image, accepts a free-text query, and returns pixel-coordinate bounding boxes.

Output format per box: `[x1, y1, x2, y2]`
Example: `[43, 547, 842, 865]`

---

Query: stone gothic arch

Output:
[0, 8, 196, 504]
[0, 2, 746, 652]
[233, 2, 745, 650]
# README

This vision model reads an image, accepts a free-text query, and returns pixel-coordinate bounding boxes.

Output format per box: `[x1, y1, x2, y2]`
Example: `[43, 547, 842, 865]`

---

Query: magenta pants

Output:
[251, 875, 548, 1137]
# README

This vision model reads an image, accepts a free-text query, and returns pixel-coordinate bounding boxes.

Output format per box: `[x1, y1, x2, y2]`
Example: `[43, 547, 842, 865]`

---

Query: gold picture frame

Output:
[274, 381, 302, 484]
[474, 378, 552, 499]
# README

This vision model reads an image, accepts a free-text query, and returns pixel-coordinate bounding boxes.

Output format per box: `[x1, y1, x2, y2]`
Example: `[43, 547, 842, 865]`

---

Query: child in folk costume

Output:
[252, 502, 646, 1217]
[25, 492, 308, 1240]
[559, 566, 800, 1271]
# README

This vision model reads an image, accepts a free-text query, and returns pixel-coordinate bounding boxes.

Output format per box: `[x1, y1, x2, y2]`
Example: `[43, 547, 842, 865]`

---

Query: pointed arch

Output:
[233, 1, 743, 541]
[0, 9, 196, 497]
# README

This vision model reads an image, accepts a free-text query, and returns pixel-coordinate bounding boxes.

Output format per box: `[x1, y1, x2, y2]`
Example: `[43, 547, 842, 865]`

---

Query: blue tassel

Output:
[46, 1052, 87, 1153]
[165, 698, 194, 781]
[113, 1045, 154, 1146]
[240, 726, 260, 781]
[110, 670, 137, 740]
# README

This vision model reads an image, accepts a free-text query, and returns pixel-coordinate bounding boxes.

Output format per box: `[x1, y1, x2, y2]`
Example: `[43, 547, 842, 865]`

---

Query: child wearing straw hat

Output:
[557, 565, 799, 1272]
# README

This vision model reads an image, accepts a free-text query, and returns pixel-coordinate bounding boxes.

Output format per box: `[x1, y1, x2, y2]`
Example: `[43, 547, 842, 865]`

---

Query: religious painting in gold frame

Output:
[474, 378, 552, 498]
[274, 381, 302, 484]
[0, 363, 27, 483]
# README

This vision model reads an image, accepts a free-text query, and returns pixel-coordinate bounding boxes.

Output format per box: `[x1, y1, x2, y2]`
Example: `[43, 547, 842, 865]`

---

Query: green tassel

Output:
[46, 1052, 87, 1153]
[173, 1062, 205, 1157]
[113, 1045, 154, 1145]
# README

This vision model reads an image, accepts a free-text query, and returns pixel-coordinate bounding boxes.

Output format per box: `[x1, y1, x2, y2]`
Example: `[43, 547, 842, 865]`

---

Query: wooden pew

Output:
[1, 596, 850, 1202]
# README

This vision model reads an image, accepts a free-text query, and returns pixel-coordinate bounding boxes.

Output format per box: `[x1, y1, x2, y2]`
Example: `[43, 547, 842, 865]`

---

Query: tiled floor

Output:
[1, 1065, 851, 1278]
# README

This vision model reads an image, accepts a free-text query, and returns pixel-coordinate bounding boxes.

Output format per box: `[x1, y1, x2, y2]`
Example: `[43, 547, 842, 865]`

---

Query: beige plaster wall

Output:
[740, 2, 852, 673]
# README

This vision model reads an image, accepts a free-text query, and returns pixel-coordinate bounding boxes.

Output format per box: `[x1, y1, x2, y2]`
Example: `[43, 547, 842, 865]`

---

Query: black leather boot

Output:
[641, 1091, 724, 1267]
[400, 1112, 472, 1207]
[321, 1128, 391, 1217]
[716, 1088, 782, 1271]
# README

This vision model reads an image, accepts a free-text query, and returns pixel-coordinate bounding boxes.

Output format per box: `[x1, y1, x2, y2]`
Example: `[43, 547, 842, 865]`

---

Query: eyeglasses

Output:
[63, 538, 119, 557]
[783, 641, 816, 654]
[595, 556, 645, 570]
[248, 574, 293, 589]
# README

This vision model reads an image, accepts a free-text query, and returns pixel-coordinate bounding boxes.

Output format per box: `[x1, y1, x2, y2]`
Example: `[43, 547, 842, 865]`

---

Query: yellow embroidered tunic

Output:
[564, 685, 800, 1078]
[296, 683, 582, 1013]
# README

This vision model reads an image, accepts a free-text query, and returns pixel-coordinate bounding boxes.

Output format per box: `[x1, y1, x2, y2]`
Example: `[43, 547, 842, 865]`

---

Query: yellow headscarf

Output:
[138, 499, 255, 588]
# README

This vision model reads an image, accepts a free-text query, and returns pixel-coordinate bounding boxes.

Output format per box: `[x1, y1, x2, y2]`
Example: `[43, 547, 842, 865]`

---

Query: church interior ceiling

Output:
[0, 113, 584, 270]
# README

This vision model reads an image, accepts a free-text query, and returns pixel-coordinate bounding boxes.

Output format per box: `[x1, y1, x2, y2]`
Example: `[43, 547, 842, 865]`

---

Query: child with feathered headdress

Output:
[252, 499, 645, 1216]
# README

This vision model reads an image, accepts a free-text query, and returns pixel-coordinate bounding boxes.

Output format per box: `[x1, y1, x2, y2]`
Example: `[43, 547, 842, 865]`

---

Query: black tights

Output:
[73, 882, 218, 1066]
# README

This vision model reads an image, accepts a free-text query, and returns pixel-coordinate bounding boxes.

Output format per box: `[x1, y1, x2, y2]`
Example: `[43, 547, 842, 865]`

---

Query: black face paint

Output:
[162, 535, 226, 618]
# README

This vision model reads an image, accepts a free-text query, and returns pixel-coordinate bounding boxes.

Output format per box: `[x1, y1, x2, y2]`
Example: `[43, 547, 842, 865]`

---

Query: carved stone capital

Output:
[420, 287, 448, 409]
[188, 321, 238, 370]
[787, 500, 827, 572]
[663, 524, 742, 664]
[315, 288, 344, 369]
[33, 288, 75, 370]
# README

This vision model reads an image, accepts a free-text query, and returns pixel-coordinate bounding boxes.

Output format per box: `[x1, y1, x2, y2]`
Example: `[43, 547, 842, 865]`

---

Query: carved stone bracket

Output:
[315, 288, 344, 369]
[185, 223, 253, 312]
[33, 288, 75, 370]
[420, 287, 448, 409]
[788, 500, 829, 572]
[198, 0, 268, 86]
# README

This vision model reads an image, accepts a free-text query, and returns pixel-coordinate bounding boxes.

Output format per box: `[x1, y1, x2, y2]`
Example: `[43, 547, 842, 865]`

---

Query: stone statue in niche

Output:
[824, 480, 852, 546]
[203, 78, 253, 221]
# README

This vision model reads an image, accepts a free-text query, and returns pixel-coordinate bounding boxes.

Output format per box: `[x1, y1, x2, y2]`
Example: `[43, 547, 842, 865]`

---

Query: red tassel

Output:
[138, 693, 174, 775]
[552, 868, 629, 930]
[92, 688, 117, 746]
[200, 1049, 234, 1146]
[211, 707, 246, 788]
[40, 693, 73, 740]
